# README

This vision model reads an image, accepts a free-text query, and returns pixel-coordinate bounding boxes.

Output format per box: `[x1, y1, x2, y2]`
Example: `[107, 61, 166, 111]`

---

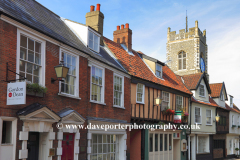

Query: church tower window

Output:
[178, 51, 186, 70]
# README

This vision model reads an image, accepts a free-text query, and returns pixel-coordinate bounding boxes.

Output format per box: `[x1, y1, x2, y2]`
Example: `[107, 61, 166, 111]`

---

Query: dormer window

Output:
[199, 84, 205, 97]
[156, 64, 162, 78]
[230, 96, 233, 106]
[88, 31, 100, 52]
[220, 93, 224, 101]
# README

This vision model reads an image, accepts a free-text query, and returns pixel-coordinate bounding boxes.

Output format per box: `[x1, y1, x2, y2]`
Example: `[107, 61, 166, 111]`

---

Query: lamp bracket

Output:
[2, 62, 27, 82]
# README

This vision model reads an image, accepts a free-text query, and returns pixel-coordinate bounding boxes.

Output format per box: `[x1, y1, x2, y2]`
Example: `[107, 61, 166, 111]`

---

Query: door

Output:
[27, 132, 39, 160]
[62, 133, 75, 160]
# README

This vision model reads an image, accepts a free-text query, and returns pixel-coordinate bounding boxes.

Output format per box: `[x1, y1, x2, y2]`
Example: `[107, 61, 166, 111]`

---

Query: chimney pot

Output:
[125, 23, 129, 28]
[121, 24, 124, 29]
[96, 4, 101, 11]
[117, 25, 120, 30]
[90, 5, 95, 12]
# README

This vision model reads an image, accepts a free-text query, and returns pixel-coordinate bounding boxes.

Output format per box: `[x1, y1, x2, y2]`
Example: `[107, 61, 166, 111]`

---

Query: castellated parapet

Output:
[167, 21, 206, 44]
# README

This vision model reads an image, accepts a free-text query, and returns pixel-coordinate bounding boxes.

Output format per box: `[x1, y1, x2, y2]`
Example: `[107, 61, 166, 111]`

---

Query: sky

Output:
[36, 0, 240, 107]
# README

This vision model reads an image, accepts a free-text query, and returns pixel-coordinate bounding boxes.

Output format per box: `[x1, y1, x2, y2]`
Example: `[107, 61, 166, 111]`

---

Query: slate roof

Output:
[0, 0, 127, 73]
[209, 83, 223, 98]
[16, 103, 59, 116]
[57, 108, 85, 120]
[103, 37, 192, 95]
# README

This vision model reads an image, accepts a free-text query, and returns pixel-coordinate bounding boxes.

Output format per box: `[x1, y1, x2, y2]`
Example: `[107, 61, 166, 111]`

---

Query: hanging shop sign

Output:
[174, 111, 182, 123]
[7, 82, 26, 105]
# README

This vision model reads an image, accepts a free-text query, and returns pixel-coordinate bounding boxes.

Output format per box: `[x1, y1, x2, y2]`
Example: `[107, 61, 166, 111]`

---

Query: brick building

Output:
[0, 1, 131, 160]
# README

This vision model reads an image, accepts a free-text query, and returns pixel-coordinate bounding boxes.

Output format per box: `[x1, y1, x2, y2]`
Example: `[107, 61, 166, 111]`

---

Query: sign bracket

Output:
[2, 62, 27, 83]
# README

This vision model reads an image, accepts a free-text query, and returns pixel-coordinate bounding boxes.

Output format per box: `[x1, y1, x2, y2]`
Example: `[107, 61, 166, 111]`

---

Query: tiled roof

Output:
[209, 83, 223, 98]
[103, 37, 192, 95]
[180, 73, 203, 90]
[225, 103, 240, 113]
[191, 96, 220, 108]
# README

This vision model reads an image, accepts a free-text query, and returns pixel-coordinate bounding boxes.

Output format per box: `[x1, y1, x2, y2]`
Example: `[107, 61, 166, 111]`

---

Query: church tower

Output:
[166, 20, 209, 79]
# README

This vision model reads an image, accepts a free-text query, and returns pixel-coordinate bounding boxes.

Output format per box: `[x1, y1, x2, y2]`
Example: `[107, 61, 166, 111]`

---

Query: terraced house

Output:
[103, 23, 192, 160]
[0, 1, 131, 160]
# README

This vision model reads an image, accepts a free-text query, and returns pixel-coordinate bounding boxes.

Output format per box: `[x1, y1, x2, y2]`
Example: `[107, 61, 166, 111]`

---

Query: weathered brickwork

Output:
[0, 19, 131, 160]
[166, 21, 208, 78]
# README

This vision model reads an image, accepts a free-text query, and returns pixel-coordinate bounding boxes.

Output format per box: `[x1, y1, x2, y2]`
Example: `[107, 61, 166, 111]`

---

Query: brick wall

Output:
[213, 149, 223, 159]
[0, 19, 131, 160]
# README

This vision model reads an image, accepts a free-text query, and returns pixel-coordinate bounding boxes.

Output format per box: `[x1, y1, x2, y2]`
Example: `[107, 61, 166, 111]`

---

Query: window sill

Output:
[90, 100, 106, 105]
[195, 123, 202, 125]
[199, 95, 206, 98]
[113, 105, 125, 109]
[206, 124, 212, 126]
[58, 93, 81, 100]
[136, 102, 145, 105]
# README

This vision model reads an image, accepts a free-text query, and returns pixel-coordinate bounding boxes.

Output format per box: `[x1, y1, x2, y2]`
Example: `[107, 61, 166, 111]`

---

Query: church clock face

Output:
[200, 58, 205, 72]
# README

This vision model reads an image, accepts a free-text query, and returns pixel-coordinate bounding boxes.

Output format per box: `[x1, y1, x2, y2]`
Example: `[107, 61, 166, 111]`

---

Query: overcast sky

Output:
[37, 0, 240, 107]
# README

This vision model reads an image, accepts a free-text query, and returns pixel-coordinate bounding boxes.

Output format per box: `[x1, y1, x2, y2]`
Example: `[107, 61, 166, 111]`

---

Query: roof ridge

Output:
[33, 0, 60, 18]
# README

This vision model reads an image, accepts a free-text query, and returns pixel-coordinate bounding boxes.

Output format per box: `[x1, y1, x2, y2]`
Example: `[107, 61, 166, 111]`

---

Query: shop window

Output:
[91, 134, 118, 159]
[164, 134, 168, 151]
[198, 136, 210, 153]
[169, 134, 172, 151]
[1, 121, 12, 144]
[160, 134, 163, 151]
[155, 134, 158, 151]
[149, 133, 153, 152]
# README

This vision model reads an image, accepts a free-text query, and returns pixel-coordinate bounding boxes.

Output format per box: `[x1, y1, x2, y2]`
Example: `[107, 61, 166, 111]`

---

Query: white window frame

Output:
[199, 84, 205, 97]
[16, 29, 46, 86]
[90, 64, 105, 104]
[136, 83, 145, 104]
[197, 135, 210, 153]
[230, 97, 233, 106]
[0, 117, 17, 159]
[87, 29, 100, 53]
[195, 107, 202, 124]
[176, 95, 183, 111]
[220, 92, 224, 101]
[206, 109, 212, 125]
[58, 49, 80, 98]
[113, 73, 124, 108]
[155, 64, 162, 78]
[161, 91, 170, 110]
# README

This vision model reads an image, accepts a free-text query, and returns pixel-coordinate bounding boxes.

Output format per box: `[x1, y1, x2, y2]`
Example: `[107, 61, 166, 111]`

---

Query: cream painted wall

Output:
[226, 135, 239, 155]
[190, 103, 216, 134]
[143, 58, 156, 73]
[194, 79, 209, 102]
[229, 111, 240, 134]
[213, 97, 225, 108]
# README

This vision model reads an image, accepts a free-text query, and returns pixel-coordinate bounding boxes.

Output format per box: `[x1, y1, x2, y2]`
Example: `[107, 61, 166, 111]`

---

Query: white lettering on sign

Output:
[7, 82, 26, 105]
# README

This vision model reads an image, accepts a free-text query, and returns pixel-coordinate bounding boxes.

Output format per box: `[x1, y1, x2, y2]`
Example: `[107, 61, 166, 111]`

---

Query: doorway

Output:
[62, 133, 75, 160]
[27, 132, 39, 160]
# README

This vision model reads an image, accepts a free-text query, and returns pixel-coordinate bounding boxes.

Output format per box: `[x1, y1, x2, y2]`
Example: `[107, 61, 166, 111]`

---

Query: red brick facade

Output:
[0, 19, 131, 160]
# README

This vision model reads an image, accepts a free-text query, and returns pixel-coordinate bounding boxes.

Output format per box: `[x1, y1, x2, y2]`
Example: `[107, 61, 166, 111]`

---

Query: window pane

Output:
[35, 41, 41, 53]
[169, 134, 172, 150]
[164, 134, 168, 151]
[155, 134, 158, 151]
[26, 74, 33, 83]
[28, 38, 34, 51]
[20, 60, 25, 72]
[149, 133, 153, 152]
[94, 42, 98, 51]
[28, 50, 34, 62]
[27, 63, 33, 74]
[20, 47, 27, 60]
[20, 35, 27, 48]
[2, 121, 12, 144]
[35, 53, 41, 65]
[160, 134, 163, 151]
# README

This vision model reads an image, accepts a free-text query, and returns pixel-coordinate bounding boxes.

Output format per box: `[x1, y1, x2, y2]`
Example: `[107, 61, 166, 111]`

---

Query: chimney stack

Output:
[86, 4, 104, 45]
[113, 23, 132, 52]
